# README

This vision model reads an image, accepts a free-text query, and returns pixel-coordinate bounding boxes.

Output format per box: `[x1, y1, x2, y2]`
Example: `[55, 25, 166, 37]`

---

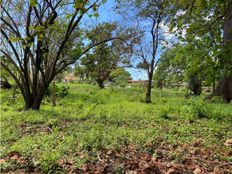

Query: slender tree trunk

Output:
[96, 79, 105, 89]
[12, 84, 18, 98]
[51, 80, 56, 106]
[0, 76, 12, 89]
[212, 74, 216, 92]
[145, 74, 152, 103]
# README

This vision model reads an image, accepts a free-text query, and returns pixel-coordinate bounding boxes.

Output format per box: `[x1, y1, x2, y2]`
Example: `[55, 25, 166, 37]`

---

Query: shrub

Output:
[45, 84, 70, 98]
[158, 106, 173, 119]
[188, 98, 212, 119]
[57, 86, 69, 98]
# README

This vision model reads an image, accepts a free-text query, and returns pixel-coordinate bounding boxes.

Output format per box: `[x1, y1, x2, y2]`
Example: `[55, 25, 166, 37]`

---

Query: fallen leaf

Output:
[80, 164, 89, 172]
[224, 139, 232, 146]
[126, 171, 137, 174]
[8, 151, 21, 160]
[213, 166, 225, 174]
[166, 168, 176, 174]
[11, 169, 27, 174]
[183, 159, 197, 170]
[10, 154, 19, 160]
[66, 159, 74, 165]
[57, 159, 64, 166]
[171, 163, 183, 169]
[193, 167, 202, 174]
[0, 159, 6, 164]
[139, 160, 150, 169]
[17, 157, 26, 164]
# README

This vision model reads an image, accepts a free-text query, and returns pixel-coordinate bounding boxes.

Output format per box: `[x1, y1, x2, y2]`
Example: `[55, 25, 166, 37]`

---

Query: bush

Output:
[45, 84, 70, 98]
[187, 98, 226, 119]
[57, 86, 70, 98]
[187, 98, 212, 119]
[158, 106, 173, 119]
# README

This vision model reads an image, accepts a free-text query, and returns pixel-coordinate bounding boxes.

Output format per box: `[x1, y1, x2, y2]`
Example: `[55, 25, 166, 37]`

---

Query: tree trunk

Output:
[13, 84, 18, 98]
[23, 94, 43, 110]
[51, 80, 56, 106]
[0, 80, 11, 89]
[0, 76, 11, 89]
[210, 77, 232, 103]
[189, 78, 202, 96]
[212, 77, 216, 92]
[96, 79, 105, 89]
[23, 83, 48, 110]
[32, 93, 45, 110]
[145, 76, 152, 103]
[209, 3, 232, 103]
[24, 93, 34, 110]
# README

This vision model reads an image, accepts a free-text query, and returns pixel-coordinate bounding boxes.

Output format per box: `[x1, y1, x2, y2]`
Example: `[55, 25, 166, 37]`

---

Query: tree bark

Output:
[145, 74, 152, 103]
[32, 92, 45, 110]
[96, 79, 105, 89]
[22, 82, 48, 110]
[51, 80, 56, 106]
[0, 77, 11, 89]
[189, 76, 202, 96]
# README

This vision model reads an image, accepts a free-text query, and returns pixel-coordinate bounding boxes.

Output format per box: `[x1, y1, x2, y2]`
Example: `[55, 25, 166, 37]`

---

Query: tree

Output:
[0, 0, 117, 110]
[116, 0, 173, 103]
[172, 0, 232, 102]
[110, 68, 132, 87]
[155, 39, 219, 96]
[81, 44, 112, 88]
[153, 48, 184, 89]
[74, 65, 89, 83]
[81, 23, 132, 88]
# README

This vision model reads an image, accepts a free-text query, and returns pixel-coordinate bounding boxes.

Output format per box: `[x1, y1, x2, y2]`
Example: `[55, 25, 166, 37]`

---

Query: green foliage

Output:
[187, 98, 212, 119]
[155, 38, 220, 93]
[169, 0, 231, 95]
[81, 23, 120, 86]
[154, 48, 184, 89]
[30, 0, 37, 7]
[158, 107, 171, 119]
[185, 97, 229, 120]
[110, 68, 132, 87]
[45, 84, 70, 98]
[80, 23, 132, 87]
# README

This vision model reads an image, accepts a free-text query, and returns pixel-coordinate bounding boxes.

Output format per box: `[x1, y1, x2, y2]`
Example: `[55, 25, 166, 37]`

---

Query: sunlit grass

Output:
[1, 84, 232, 172]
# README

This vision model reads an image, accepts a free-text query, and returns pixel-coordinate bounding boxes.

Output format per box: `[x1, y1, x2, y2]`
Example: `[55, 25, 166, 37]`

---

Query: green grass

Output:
[1, 84, 232, 173]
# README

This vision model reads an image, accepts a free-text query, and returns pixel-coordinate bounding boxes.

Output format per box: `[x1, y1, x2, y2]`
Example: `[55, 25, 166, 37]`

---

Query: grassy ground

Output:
[0, 84, 232, 173]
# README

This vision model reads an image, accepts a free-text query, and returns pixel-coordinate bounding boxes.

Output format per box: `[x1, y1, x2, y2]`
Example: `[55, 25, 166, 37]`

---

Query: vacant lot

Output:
[1, 84, 232, 173]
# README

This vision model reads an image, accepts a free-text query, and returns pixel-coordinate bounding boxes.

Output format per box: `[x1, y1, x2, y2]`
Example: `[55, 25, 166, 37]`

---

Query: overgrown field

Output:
[1, 84, 232, 173]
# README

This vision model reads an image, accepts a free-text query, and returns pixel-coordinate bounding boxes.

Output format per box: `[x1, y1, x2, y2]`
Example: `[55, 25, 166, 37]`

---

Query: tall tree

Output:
[172, 0, 232, 102]
[0, 0, 117, 110]
[81, 23, 132, 88]
[116, 0, 173, 103]
[155, 38, 220, 96]
[153, 48, 184, 89]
